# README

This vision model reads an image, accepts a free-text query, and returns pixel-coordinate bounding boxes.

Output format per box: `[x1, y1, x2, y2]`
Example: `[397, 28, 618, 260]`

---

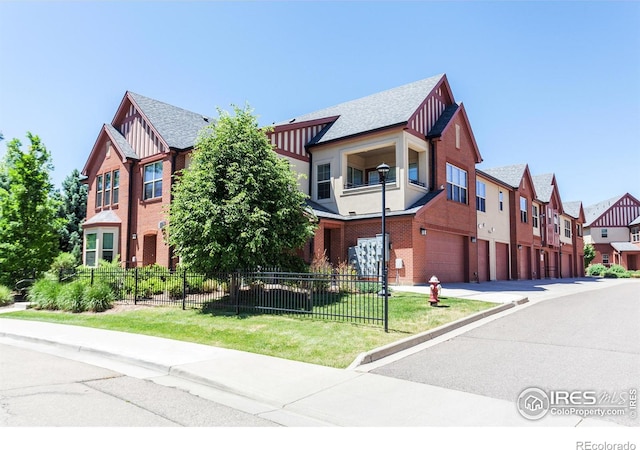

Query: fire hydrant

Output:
[429, 275, 442, 306]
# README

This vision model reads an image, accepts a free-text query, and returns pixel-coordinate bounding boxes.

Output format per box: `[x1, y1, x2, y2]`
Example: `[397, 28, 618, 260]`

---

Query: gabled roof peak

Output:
[121, 91, 211, 150]
[276, 74, 448, 145]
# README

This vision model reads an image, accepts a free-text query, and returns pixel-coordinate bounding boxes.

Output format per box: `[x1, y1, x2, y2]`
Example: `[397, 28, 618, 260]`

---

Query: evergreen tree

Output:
[56, 169, 88, 264]
[168, 105, 316, 273]
[0, 133, 63, 285]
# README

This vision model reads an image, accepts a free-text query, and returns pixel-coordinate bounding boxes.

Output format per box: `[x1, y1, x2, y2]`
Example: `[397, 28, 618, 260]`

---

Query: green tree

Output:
[0, 133, 63, 285]
[168, 105, 316, 273]
[56, 169, 88, 264]
[584, 243, 596, 268]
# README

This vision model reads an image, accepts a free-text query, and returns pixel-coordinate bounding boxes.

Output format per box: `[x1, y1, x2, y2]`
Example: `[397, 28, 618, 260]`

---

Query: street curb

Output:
[348, 297, 529, 369]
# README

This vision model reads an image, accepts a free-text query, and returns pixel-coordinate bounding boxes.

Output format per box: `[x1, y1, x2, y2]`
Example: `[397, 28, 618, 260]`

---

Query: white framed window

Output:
[316, 163, 331, 200]
[532, 205, 539, 228]
[455, 124, 461, 149]
[476, 181, 486, 212]
[144, 161, 163, 200]
[520, 196, 528, 223]
[104, 172, 112, 206]
[96, 175, 103, 208]
[554, 213, 559, 234]
[601, 228, 608, 238]
[499, 191, 504, 211]
[631, 226, 639, 243]
[85, 233, 97, 267]
[564, 219, 571, 238]
[112, 170, 120, 204]
[83, 228, 119, 267]
[602, 254, 609, 265]
[576, 223, 583, 237]
[446, 163, 467, 204]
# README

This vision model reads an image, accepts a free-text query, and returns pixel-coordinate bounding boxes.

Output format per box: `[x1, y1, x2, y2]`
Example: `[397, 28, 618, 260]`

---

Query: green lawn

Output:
[1, 292, 495, 368]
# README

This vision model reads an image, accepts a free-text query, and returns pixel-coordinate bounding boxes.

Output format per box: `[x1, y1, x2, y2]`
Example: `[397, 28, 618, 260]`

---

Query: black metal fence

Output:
[64, 267, 385, 325]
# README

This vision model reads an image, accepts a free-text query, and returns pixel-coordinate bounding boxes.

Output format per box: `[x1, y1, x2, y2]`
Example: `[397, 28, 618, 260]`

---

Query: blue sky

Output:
[1, 1, 638, 208]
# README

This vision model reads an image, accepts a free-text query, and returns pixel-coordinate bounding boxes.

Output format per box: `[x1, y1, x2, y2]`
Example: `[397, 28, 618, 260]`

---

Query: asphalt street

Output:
[371, 282, 640, 426]
[0, 343, 279, 427]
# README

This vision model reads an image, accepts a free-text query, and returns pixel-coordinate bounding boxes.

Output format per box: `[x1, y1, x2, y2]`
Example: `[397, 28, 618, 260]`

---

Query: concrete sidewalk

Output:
[0, 278, 631, 427]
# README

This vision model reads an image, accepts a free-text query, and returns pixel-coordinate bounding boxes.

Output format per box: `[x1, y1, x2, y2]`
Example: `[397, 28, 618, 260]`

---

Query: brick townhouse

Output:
[81, 73, 588, 283]
[583, 193, 640, 270]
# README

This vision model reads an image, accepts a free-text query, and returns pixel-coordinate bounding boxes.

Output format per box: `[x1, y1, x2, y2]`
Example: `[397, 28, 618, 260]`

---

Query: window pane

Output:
[97, 175, 103, 191]
[86, 233, 97, 250]
[113, 170, 119, 187]
[318, 182, 330, 200]
[102, 251, 113, 263]
[105, 173, 111, 190]
[144, 164, 155, 181]
[144, 183, 153, 200]
[86, 251, 96, 267]
[369, 172, 379, 185]
[102, 233, 114, 250]
[154, 161, 163, 178]
[112, 187, 119, 204]
[104, 190, 111, 205]
[154, 180, 162, 197]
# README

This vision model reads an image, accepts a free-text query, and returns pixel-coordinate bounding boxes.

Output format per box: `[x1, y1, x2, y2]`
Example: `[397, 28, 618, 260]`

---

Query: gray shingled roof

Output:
[584, 195, 624, 226]
[279, 74, 445, 145]
[630, 215, 640, 226]
[305, 190, 443, 221]
[128, 92, 211, 150]
[611, 242, 640, 252]
[532, 173, 554, 203]
[480, 164, 527, 188]
[83, 209, 122, 226]
[562, 201, 582, 219]
[104, 123, 138, 160]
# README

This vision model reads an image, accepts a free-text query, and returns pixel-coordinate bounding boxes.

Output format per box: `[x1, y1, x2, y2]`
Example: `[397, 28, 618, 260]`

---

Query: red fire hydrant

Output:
[429, 275, 442, 306]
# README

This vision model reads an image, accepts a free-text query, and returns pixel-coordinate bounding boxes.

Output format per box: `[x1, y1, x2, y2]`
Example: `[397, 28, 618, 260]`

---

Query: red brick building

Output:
[583, 193, 640, 270]
[81, 75, 589, 283]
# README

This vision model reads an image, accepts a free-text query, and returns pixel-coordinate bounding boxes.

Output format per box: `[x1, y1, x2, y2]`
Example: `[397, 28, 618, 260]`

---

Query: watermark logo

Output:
[517, 387, 550, 420]
[517, 387, 637, 421]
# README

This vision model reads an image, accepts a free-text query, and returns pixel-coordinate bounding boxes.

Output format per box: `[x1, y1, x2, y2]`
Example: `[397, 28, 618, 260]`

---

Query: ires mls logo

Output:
[517, 387, 550, 420]
[517, 387, 638, 421]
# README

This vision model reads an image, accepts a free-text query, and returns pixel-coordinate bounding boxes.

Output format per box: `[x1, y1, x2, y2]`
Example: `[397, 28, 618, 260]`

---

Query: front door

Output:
[142, 234, 157, 266]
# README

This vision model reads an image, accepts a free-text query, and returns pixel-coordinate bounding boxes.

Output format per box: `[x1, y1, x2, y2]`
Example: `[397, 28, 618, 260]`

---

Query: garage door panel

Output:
[425, 231, 465, 283]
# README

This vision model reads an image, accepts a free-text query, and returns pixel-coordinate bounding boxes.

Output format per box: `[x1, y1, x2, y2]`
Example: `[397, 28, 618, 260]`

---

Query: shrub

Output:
[355, 281, 380, 294]
[603, 271, 619, 278]
[49, 252, 78, 276]
[29, 276, 62, 310]
[630, 271, 640, 279]
[57, 280, 88, 312]
[0, 285, 13, 307]
[587, 264, 607, 276]
[84, 282, 115, 312]
[309, 252, 332, 292]
[607, 264, 627, 274]
[168, 282, 184, 300]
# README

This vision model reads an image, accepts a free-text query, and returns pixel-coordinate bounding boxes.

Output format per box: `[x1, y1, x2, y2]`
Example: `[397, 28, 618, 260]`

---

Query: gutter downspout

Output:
[125, 160, 134, 268]
[168, 150, 177, 269]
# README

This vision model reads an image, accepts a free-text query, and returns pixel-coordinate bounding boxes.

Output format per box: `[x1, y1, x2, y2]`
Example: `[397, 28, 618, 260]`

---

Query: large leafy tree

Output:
[55, 169, 88, 263]
[0, 133, 62, 285]
[168, 105, 316, 273]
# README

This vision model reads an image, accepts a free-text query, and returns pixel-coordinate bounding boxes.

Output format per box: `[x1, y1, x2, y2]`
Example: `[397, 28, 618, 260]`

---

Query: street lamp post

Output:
[377, 163, 390, 333]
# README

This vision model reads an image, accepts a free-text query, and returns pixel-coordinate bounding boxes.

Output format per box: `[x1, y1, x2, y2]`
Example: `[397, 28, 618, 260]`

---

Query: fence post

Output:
[182, 269, 187, 310]
[134, 267, 139, 305]
[90, 269, 94, 286]
[232, 271, 239, 315]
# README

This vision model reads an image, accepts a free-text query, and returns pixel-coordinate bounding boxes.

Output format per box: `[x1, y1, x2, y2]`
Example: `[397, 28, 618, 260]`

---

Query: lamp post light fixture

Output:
[377, 162, 390, 333]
